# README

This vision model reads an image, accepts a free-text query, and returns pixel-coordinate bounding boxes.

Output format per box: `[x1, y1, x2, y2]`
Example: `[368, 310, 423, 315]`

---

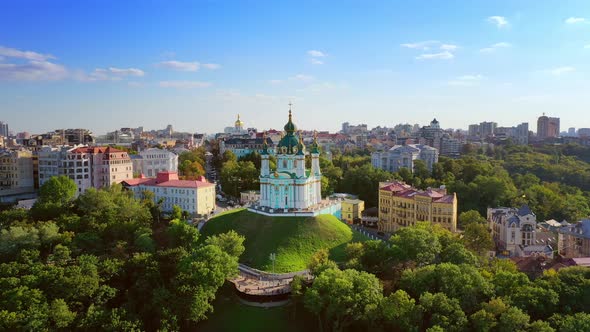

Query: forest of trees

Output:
[0, 176, 244, 331]
[296, 222, 590, 332]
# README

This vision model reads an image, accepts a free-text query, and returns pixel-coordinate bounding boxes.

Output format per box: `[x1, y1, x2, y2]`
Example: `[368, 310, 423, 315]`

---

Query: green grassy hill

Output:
[200, 209, 367, 273]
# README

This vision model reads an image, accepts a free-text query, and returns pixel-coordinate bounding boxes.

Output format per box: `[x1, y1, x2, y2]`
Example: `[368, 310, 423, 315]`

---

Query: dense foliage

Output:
[302, 222, 590, 332]
[0, 176, 244, 331]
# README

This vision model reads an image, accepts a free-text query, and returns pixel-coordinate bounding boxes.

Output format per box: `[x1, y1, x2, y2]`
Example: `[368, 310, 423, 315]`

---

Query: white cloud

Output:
[401, 40, 440, 50]
[548, 66, 575, 76]
[157, 60, 199, 71]
[487, 16, 509, 28]
[127, 81, 143, 87]
[202, 63, 221, 70]
[416, 51, 454, 60]
[108, 67, 144, 76]
[448, 74, 485, 86]
[440, 44, 458, 51]
[83, 67, 144, 81]
[159, 80, 211, 88]
[307, 50, 326, 57]
[565, 17, 586, 24]
[290, 74, 314, 81]
[269, 79, 282, 85]
[480, 42, 512, 53]
[585, 44, 590, 49]
[0, 46, 56, 61]
[0, 60, 68, 81]
[310, 58, 324, 65]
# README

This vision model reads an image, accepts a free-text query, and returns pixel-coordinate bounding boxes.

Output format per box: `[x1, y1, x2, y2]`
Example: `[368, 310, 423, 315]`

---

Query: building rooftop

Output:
[380, 181, 454, 203]
[123, 172, 213, 189]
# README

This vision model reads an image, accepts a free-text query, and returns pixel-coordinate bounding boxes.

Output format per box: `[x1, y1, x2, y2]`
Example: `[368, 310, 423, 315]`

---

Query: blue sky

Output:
[1, 0, 590, 135]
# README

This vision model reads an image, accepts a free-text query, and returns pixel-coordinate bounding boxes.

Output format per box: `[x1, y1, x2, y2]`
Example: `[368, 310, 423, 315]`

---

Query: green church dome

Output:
[277, 110, 300, 154]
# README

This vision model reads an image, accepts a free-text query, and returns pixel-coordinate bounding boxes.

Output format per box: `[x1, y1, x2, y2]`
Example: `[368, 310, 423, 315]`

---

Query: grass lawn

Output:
[200, 209, 369, 272]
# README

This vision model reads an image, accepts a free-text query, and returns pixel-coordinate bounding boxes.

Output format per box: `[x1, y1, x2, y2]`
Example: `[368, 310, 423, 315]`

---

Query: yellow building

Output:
[341, 198, 365, 224]
[378, 181, 457, 233]
[0, 149, 36, 203]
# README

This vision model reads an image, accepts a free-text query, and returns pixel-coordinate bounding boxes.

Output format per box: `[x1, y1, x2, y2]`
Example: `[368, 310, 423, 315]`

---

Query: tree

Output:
[462, 223, 494, 256]
[469, 298, 531, 332]
[49, 299, 76, 328]
[340, 164, 391, 207]
[204, 230, 245, 258]
[381, 290, 419, 332]
[38, 175, 77, 206]
[167, 219, 200, 250]
[458, 210, 487, 229]
[400, 263, 493, 312]
[440, 242, 478, 266]
[390, 225, 441, 266]
[418, 292, 467, 332]
[308, 249, 338, 277]
[549, 313, 590, 332]
[32, 175, 77, 220]
[304, 268, 383, 332]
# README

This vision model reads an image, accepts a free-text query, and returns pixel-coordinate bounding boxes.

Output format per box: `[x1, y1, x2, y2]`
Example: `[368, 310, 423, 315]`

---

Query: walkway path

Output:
[229, 264, 312, 296]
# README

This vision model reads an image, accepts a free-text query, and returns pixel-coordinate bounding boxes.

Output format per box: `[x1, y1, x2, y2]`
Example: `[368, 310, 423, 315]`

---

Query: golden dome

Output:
[235, 114, 244, 128]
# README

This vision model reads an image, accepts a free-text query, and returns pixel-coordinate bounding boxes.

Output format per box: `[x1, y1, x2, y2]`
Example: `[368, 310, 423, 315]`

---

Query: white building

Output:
[37, 146, 133, 195]
[258, 111, 322, 211]
[487, 205, 550, 257]
[37, 146, 71, 187]
[224, 114, 249, 136]
[132, 148, 178, 178]
[123, 171, 215, 217]
[371, 144, 438, 172]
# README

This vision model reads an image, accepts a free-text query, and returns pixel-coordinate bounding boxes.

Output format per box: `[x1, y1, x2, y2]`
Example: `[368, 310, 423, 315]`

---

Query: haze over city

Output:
[2, 0, 590, 134]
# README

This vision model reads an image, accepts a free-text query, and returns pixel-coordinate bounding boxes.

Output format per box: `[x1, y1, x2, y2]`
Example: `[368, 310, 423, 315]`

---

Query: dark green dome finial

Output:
[284, 103, 297, 132]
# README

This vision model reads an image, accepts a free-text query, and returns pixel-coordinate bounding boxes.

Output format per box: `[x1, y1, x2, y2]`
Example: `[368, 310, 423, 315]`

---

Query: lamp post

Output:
[269, 252, 276, 274]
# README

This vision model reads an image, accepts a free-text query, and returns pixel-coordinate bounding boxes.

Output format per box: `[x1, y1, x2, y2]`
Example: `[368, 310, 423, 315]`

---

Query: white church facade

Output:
[250, 108, 340, 217]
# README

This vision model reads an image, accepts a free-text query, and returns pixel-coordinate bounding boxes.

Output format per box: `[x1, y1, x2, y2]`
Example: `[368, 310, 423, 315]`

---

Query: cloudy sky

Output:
[1, 0, 590, 134]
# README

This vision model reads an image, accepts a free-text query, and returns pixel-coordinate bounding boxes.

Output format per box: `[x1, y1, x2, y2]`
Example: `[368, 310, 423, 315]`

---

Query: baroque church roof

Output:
[277, 109, 301, 155]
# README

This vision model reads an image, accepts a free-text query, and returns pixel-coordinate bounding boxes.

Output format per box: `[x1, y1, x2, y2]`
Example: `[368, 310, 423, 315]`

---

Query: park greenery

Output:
[299, 222, 590, 332]
[199, 209, 368, 272]
[0, 176, 244, 331]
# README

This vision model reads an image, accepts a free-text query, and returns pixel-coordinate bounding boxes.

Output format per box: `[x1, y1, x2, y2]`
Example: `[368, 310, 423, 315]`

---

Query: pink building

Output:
[66, 146, 133, 194]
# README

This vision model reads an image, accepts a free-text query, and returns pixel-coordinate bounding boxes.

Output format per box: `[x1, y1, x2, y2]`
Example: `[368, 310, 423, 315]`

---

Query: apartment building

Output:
[378, 181, 457, 233]
[132, 148, 178, 177]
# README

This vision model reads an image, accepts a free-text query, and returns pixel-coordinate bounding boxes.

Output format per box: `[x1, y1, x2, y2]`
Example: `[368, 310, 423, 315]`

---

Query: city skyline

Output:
[2, 1, 590, 134]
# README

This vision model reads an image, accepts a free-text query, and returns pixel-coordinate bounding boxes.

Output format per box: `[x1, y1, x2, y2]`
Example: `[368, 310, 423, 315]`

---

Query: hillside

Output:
[200, 209, 367, 272]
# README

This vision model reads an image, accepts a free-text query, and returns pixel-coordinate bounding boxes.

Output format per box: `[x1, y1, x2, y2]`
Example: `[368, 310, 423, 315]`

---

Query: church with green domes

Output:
[258, 109, 322, 212]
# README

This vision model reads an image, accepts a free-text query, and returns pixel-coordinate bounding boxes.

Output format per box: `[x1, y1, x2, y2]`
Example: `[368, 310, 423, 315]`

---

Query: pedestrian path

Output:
[229, 264, 312, 296]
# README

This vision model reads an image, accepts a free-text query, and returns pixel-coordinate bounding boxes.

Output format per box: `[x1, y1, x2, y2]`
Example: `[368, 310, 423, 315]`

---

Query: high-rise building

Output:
[479, 122, 497, 138]
[468, 124, 480, 137]
[537, 114, 560, 138]
[515, 123, 529, 145]
[417, 119, 444, 150]
[0, 121, 9, 137]
[371, 144, 438, 172]
[568, 128, 577, 137]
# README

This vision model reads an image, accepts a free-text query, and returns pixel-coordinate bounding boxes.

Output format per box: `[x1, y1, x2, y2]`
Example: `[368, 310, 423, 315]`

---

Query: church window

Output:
[283, 160, 287, 168]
